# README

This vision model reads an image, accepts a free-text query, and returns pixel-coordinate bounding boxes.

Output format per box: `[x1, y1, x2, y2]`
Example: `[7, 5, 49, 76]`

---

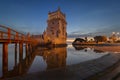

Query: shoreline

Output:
[72, 43, 120, 52]
[72, 43, 120, 46]
[79, 46, 120, 52]
[6, 52, 120, 80]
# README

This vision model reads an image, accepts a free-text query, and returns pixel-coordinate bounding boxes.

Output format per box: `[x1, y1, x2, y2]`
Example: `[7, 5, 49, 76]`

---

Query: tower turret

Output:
[45, 8, 67, 44]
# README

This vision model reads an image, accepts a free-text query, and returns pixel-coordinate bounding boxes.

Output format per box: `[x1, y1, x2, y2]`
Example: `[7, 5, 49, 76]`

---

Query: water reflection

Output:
[1, 49, 35, 79]
[0, 45, 108, 79]
[73, 45, 105, 53]
[0, 46, 67, 79]
[72, 45, 86, 51]
[37, 47, 67, 70]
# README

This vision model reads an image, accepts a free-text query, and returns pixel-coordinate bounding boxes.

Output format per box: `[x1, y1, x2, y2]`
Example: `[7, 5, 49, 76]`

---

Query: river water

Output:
[0, 44, 108, 79]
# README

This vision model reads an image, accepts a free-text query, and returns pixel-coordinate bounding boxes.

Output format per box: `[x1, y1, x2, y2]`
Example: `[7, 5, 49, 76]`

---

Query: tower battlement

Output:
[48, 8, 66, 23]
[44, 8, 67, 45]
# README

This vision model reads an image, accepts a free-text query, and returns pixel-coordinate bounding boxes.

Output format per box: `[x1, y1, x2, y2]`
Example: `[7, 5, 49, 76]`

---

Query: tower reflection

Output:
[38, 47, 67, 70]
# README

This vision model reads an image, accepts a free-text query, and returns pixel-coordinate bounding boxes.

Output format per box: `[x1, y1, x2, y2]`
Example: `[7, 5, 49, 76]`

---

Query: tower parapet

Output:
[48, 8, 66, 24]
[44, 8, 67, 45]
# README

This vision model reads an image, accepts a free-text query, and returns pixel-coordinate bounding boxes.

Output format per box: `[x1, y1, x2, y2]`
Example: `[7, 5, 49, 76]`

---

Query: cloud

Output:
[68, 25, 120, 38]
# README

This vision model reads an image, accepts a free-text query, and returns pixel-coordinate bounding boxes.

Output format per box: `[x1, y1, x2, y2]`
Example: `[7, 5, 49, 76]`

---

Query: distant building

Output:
[43, 8, 67, 45]
[32, 34, 44, 44]
[109, 33, 117, 42]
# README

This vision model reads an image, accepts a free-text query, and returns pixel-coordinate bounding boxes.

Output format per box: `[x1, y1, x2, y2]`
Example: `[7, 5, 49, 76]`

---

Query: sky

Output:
[0, 0, 120, 37]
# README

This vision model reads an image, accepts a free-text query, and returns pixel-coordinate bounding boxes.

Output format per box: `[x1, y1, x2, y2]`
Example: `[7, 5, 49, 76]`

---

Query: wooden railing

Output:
[0, 25, 31, 42]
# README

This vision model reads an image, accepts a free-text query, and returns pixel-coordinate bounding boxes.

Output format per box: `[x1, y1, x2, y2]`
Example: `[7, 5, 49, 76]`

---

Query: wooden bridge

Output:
[0, 25, 36, 43]
[0, 25, 39, 78]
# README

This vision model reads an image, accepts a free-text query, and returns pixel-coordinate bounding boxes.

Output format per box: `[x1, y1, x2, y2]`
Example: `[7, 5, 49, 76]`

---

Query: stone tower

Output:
[44, 8, 67, 45]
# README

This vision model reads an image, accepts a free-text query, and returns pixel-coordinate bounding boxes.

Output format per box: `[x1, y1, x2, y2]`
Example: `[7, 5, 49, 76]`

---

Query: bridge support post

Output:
[26, 44, 29, 57]
[15, 43, 17, 66]
[19, 43, 23, 62]
[18, 63, 22, 74]
[32, 44, 35, 52]
[2, 43, 8, 76]
[28, 44, 32, 53]
[30, 44, 33, 53]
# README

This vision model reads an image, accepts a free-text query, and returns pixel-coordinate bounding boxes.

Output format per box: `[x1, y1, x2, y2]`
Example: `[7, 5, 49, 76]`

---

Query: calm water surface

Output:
[0, 44, 108, 79]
